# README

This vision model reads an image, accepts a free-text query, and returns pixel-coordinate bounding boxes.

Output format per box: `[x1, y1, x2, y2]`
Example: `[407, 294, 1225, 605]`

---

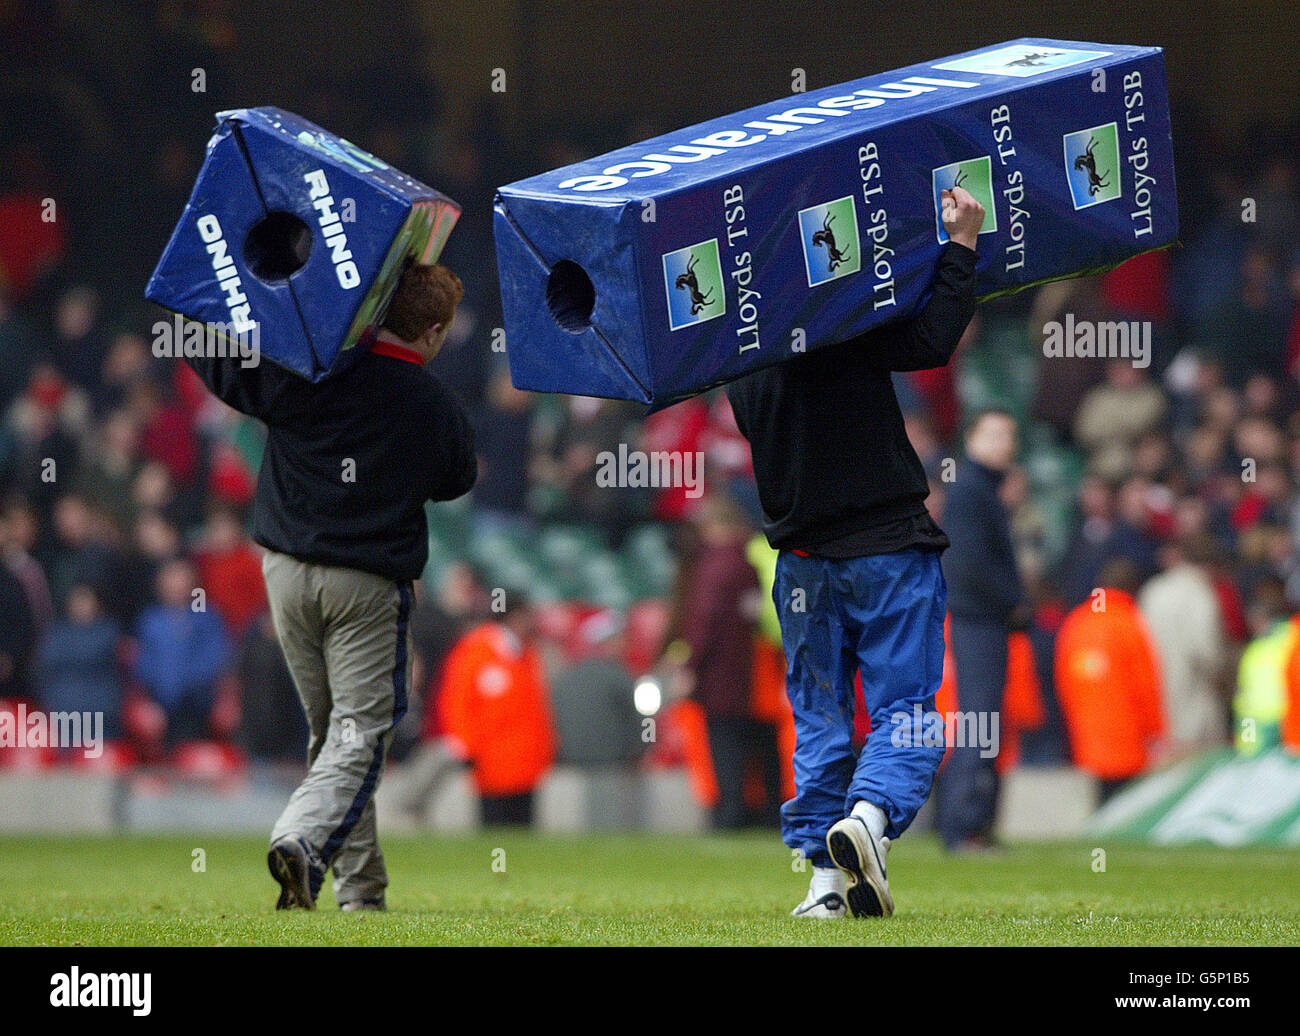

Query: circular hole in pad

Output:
[244, 211, 314, 281]
[546, 259, 595, 334]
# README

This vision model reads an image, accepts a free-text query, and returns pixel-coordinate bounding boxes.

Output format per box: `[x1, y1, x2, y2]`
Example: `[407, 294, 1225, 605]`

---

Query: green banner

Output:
[1089, 748, 1300, 847]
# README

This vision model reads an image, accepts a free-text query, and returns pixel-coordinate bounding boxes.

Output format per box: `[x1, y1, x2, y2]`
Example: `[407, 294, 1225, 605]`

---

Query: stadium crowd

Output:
[3, 1, 1300, 826]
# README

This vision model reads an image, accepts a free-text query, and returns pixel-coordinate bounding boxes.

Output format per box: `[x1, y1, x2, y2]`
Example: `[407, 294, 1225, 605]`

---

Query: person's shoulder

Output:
[365, 354, 456, 408]
[398, 362, 462, 408]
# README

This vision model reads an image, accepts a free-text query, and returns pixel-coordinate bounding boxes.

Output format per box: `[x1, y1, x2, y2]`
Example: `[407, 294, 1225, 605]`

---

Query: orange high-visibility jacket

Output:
[998, 630, 1046, 773]
[750, 636, 796, 800]
[1283, 615, 1300, 752]
[437, 623, 555, 796]
[1054, 590, 1165, 780]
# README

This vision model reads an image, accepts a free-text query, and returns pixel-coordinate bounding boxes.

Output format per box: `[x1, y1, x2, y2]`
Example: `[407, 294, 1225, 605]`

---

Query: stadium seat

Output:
[171, 740, 246, 780]
[70, 740, 138, 774]
[0, 700, 58, 771]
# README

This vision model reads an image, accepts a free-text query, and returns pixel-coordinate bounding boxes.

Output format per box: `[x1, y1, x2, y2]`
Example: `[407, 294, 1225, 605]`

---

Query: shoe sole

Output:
[268, 842, 317, 911]
[827, 820, 894, 918]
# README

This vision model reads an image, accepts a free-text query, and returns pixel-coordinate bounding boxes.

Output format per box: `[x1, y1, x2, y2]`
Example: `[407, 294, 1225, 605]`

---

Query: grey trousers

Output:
[263, 550, 412, 905]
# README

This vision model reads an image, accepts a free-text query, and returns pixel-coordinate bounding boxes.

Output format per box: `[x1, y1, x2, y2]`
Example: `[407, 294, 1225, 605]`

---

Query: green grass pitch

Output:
[1, 833, 1296, 946]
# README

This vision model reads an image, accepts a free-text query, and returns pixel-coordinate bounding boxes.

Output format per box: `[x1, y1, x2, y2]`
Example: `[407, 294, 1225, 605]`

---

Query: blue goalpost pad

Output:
[493, 38, 1177, 410]
[146, 107, 461, 381]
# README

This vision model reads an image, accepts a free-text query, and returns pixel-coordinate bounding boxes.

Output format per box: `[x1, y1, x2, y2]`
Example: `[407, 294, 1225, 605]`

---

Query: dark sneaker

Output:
[268, 837, 321, 911]
[827, 817, 894, 918]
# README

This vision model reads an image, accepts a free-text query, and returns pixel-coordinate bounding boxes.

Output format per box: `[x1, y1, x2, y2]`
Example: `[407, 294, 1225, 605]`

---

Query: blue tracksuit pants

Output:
[773, 547, 947, 867]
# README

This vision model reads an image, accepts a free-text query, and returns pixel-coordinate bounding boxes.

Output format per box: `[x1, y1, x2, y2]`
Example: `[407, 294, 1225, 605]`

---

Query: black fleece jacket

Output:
[186, 346, 476, 582]
[726, 241, 977, 556]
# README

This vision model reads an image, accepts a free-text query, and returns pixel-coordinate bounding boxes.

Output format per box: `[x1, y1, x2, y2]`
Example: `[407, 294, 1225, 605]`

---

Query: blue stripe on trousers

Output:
[320, 581, 411, 868]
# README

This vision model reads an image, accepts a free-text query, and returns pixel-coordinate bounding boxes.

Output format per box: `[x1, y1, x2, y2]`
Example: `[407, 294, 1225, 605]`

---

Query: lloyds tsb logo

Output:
[662, 239, 725, 331]
[798, 196, 860, 287]
[1063, 122, 1121, 209]
[931, 157, 997, 244]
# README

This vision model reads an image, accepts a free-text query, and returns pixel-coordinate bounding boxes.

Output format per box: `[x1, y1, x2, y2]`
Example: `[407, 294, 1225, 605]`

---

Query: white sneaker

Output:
[790, 887, 847, 919]
[827, 816, 894, 918]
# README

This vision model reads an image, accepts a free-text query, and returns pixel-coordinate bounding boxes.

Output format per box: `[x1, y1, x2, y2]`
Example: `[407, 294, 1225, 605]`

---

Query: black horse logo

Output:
[1073, 136, 1110, 196]
[674, 252, 715, 315]
[811, 211, 851, 272]
[1005, 50, 1054, 68]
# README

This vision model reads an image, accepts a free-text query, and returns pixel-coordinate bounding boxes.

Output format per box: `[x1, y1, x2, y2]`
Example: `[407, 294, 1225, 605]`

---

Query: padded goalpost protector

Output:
[147, 107, 461, 381]
[493, 38, 1177, 410]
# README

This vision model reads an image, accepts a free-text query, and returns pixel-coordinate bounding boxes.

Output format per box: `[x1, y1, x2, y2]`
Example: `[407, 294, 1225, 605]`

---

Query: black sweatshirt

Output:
[185, 345, 476, 582]
[726, 241, 978, 556]
[941, 458, 1024, 621]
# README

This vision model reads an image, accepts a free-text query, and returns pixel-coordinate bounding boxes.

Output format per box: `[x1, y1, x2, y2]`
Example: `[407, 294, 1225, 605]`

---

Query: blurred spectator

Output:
[50, 285, 107, 393]
[934, 410, 1023, 853]
[108, 509, 181, 630]
[94, 332, 153, 417]
[1283, 607, 1300, 754]
[73, 408, 142, 533]
[126, 377, 198, 491]
[908, 313, 972, 442]
[235, 611, 307, 764]
[5, 363, 87, 514]
[42, 493, 117, 609]
[392, 564, 489, 813]
[642, 395, 708, 524]
[438, 594, 554, 826]
[193, 505, 266, 639]
[1197, 244, 1290, 387]
[536, 395, 644, 546]
[411, 561, 488, 728]
[129, 460, 182, 525]
[471, 368, 536, 537]
[700, 392, 760, 525]
[1016, 578, 1072, 765]
[0, 142, 66, 304]
[1060, 476, 1157, 608]
[1113, 475, 1164, 578]
[133, 557, 230, 745]
[1027, 278, 1107, 442]
[1232, 575, 1294, 755]
[1002, 463, 1049, 584]
[0, 552, 37, 701]
[1054, 560, 1166, 802]
[1138, 534, 1231, 755]
[549, 608, 646, 828]
[678, 494, 771, 830]
[0, 295, 39, 412]
[1074, 360, 1167, 482]
[35, 583, 122, 739]
[2, 495, 53, 638]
